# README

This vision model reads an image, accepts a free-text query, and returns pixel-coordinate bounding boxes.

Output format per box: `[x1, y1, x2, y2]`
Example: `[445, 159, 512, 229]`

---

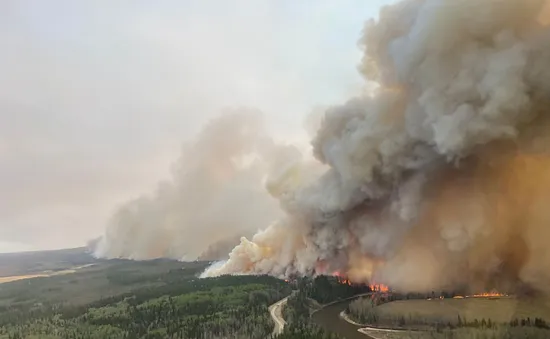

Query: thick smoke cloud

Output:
[95, 109, 292, 260]
[201, 0, 550, 294]
[97, 0, 550, 294]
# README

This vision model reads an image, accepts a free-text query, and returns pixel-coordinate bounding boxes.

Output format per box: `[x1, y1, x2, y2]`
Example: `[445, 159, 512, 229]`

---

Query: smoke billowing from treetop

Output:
[98, 0, 550, 294]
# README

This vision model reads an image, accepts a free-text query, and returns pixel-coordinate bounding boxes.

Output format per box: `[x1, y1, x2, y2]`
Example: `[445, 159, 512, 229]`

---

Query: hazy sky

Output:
[0, 0, 395, 253]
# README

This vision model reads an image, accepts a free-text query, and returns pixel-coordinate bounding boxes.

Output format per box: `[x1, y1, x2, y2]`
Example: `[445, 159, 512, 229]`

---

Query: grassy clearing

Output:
[349, 296, 550, 338]
[374, 297, 550, 324]
[0, 247, 97, 277]
[361, 326, 550, 339]
[0, 263, 96, 285]
[0, 274, 47, 284]
[358, 328, 410, 339]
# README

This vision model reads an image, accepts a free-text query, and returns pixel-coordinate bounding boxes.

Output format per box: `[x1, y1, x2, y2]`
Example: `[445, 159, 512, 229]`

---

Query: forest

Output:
[0, 251, 379, 339]
[0, 259, 291, 339]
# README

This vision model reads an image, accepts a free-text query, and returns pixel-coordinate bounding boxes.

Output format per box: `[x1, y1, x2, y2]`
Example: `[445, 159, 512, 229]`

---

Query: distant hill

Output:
[0, 247, 98, 277]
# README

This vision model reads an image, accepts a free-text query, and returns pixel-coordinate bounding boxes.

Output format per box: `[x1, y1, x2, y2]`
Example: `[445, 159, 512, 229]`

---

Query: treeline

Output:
[0, 275, 290, 339]
[455, 315, 550, 330]
[407, 326, 550, 339]
[294, 275, 371, 305]
[282, 275, 370, 326]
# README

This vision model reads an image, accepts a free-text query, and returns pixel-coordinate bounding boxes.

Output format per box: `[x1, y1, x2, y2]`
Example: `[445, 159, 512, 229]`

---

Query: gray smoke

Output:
[203, 0, 550, 294]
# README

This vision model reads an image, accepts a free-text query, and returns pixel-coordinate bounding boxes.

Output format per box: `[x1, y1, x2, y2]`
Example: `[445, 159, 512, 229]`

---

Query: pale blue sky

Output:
[0, 0, 396, 252]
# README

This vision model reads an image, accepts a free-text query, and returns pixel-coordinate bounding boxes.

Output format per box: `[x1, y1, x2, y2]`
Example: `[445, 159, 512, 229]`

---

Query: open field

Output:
[0, 263, 96, 284]
[374, 297, 550, 324]
[347, 297, 550, 339]
[358, 327, 411, 339]
[360, 326, 550, 339]
[0, 274, 48, 284]
[0, 247, 98, 277]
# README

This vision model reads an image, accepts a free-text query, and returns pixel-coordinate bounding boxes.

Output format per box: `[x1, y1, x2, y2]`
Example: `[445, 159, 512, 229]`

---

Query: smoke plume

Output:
[99, 0, 550, 294]
[201, 0, 550, 294]
[95, 109, 297, 260]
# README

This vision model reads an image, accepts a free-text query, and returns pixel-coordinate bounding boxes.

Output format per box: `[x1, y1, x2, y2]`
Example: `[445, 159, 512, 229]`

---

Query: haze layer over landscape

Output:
[1, 0, 388, 253]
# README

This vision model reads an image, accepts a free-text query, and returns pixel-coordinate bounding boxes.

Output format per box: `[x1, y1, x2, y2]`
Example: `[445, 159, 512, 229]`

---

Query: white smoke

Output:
[95, 109, 300, 260]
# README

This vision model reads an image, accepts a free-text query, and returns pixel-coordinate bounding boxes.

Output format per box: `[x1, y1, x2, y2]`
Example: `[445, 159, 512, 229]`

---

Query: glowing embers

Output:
[449, 290, 508, 300]
[469, 291, 509, 298]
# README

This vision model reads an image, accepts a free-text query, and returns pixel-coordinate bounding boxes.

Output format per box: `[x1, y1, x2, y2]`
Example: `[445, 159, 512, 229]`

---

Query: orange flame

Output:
[451, 291, 508, 299]
[340, 278, 352, 285]
[369, 283, 390, 293]
[335, 274, 352, 285]
[332, 271, 353, 285]
[470, 291, 508, 298]
[331, 271, 391, 291]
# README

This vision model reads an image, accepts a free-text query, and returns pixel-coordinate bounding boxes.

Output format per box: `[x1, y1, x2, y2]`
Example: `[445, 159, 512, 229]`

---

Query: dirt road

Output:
[269, 295, 289, 337]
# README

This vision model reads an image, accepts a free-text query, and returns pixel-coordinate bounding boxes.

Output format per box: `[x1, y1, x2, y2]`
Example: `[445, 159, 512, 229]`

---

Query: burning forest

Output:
[332, 270, 390, 293]
[97, 0, 550, 296]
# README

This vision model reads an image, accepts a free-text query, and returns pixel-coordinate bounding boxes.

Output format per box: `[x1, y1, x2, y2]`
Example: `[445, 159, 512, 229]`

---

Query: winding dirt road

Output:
[269, 295, 289, 337]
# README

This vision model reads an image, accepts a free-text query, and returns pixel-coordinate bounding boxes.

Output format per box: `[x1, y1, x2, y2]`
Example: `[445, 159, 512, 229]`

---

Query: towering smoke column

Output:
[95, 109, 301, 260]
[204, 0, 550, 294]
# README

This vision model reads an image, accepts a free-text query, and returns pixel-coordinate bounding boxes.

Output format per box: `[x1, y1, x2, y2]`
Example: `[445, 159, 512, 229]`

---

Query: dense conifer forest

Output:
[0, 259, 290, 339]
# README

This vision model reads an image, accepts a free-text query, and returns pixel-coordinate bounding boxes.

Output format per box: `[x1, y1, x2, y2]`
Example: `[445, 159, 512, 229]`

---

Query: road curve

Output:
[269, 295, 289, 337]
[340, 307, 408, 338]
